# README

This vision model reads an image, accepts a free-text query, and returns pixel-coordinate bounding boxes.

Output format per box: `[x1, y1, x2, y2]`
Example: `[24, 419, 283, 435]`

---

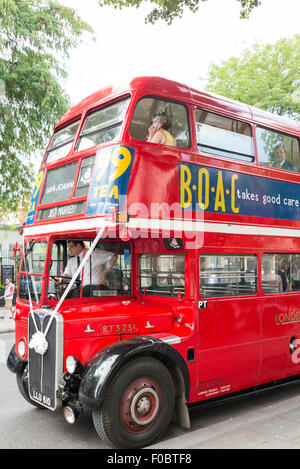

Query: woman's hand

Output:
[147, 121, 161, 140]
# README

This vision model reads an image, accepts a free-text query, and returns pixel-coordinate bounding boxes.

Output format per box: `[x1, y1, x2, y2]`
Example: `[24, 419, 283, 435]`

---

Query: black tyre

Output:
[16, 365, 45, 409]
[92, 357, 175, 449]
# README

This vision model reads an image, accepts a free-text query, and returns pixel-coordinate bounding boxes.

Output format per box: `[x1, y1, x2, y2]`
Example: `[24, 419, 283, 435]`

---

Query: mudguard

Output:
[79, 336, 190, 410]
[7, 344, 26, 374]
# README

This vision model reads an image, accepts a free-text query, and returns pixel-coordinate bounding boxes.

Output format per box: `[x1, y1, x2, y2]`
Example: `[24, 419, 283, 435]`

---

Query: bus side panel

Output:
[259, 296, 289, 384]
[260, 295, 300, 384]
[197, 297, 260, 400]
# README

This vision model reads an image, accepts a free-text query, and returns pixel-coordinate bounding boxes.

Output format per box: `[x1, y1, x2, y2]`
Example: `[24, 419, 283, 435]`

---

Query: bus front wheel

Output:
[92, 357, 175, 449]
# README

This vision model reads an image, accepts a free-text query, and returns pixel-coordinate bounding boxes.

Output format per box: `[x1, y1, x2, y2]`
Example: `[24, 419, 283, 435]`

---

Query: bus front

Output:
[7, 78, 192, 449]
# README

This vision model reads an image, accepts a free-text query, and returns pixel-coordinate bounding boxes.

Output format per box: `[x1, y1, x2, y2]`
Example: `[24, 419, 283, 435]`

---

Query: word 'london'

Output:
[276, 311, 300, 325]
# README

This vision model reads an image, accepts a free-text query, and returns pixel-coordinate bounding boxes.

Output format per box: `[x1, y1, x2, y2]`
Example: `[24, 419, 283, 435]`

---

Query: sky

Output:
[60, 0, 300, 106]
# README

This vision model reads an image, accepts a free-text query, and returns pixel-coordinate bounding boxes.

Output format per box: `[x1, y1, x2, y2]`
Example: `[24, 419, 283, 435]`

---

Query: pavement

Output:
[150, 383, 300, 449]
[3, 306, 300, 448]
[0, 307, 15, 334]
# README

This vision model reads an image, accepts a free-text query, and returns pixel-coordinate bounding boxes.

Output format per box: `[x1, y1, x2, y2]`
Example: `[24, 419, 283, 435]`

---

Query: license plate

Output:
[31, 388, 53, 408]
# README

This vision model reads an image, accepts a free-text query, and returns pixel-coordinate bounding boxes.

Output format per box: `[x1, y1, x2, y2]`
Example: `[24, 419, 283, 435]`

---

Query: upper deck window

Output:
[257, 127, 300, 172]
[45, 120, 80, 165]
[129, 98, 190, 149]
[77, 98, 130, 152]
[195, 110, 254, 163]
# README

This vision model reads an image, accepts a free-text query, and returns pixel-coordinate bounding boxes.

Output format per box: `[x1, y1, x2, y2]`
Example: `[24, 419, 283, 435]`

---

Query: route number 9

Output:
[96, 146, 132, 183]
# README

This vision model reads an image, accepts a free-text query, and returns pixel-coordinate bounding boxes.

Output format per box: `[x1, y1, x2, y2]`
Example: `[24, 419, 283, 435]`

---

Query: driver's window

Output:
[48, 241, 68, 300]
[50, 241, 67, 276]
[48, 240, 131, 300]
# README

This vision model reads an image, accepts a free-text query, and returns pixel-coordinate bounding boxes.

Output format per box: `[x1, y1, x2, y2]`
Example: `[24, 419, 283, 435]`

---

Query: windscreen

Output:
[45, 120, 80, 164]
[76, 98, 130, 152]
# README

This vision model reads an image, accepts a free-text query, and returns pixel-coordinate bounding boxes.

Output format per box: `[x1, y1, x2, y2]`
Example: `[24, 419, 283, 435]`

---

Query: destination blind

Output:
[41, 162, 78, 205]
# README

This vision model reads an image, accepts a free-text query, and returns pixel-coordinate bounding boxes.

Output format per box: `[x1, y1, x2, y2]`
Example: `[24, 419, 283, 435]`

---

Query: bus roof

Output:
[57, 76, 300, 135]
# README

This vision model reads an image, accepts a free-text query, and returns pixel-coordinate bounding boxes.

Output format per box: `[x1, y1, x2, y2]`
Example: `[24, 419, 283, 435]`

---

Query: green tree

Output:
[205, 35, 300, 119]
[0, 0, 93, 214]
[98, 0, 261, 24]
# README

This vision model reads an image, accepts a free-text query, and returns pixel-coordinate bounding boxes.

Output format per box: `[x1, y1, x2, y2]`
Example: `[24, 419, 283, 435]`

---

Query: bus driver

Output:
[55, 241, 118, 298]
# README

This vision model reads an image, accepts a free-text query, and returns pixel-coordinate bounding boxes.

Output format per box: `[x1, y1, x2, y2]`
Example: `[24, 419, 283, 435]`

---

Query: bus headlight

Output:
[66, 356, 83, 374]
[18, 340, 26, 357]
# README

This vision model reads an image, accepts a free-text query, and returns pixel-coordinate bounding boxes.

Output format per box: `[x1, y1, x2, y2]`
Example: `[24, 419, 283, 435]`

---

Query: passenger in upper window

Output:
[272, 146, 296, 171]
[146, 112, 175, 146]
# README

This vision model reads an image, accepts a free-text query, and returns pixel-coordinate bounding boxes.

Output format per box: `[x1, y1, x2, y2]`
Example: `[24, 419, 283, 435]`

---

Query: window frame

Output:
[199, 253, 258, 299]
[46, 239, 133, 300]
[261, 252, 300, 295]
[256, 126, 300, 173]
[18, 239, 48, 304]
[75, 96, 131, 153]
[139, 253, 186, 297]
[44, 118, 81, 165]
[195, 108, 255, 164]
[129, 95, 192, 150]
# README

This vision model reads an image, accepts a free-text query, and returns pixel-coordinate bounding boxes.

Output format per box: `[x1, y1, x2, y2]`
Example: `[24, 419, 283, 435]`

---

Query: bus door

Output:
[260, 254, 300, 384]
[197, 254, 260, 399]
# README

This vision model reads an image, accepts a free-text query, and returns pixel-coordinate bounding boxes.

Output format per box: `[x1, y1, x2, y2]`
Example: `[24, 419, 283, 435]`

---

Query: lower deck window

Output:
[200, 254, 257, 298]
[19, 275, 43, 302]
[139, 254, 185, 297]
[262, 253, 300, 294]
[19, 240, 47, 302]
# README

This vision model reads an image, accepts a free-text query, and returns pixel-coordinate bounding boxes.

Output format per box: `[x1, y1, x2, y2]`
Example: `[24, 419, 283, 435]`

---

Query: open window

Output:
[47, 240, 131, 300]
[195, 109, 254, 163]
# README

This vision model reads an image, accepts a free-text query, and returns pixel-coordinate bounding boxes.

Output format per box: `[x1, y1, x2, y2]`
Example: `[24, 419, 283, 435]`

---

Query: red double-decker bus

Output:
[7, 76, 300, 448]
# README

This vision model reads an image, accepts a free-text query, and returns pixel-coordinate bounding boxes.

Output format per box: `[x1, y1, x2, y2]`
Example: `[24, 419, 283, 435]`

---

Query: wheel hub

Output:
[131, 387, 159, 425]
[136, 396, 151, 416]
[120, 378, 162, 434]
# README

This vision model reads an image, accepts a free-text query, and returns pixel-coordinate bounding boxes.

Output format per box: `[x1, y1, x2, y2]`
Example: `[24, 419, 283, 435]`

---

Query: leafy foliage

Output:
[97, 0, 261, 24]
[0, 0, 93, 214]
[205, 35, 300, 119]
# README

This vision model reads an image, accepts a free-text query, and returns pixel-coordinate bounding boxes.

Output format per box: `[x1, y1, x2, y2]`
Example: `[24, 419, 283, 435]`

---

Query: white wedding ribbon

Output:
[23, 239, 40, 342]
[28, 226, 105, 355]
